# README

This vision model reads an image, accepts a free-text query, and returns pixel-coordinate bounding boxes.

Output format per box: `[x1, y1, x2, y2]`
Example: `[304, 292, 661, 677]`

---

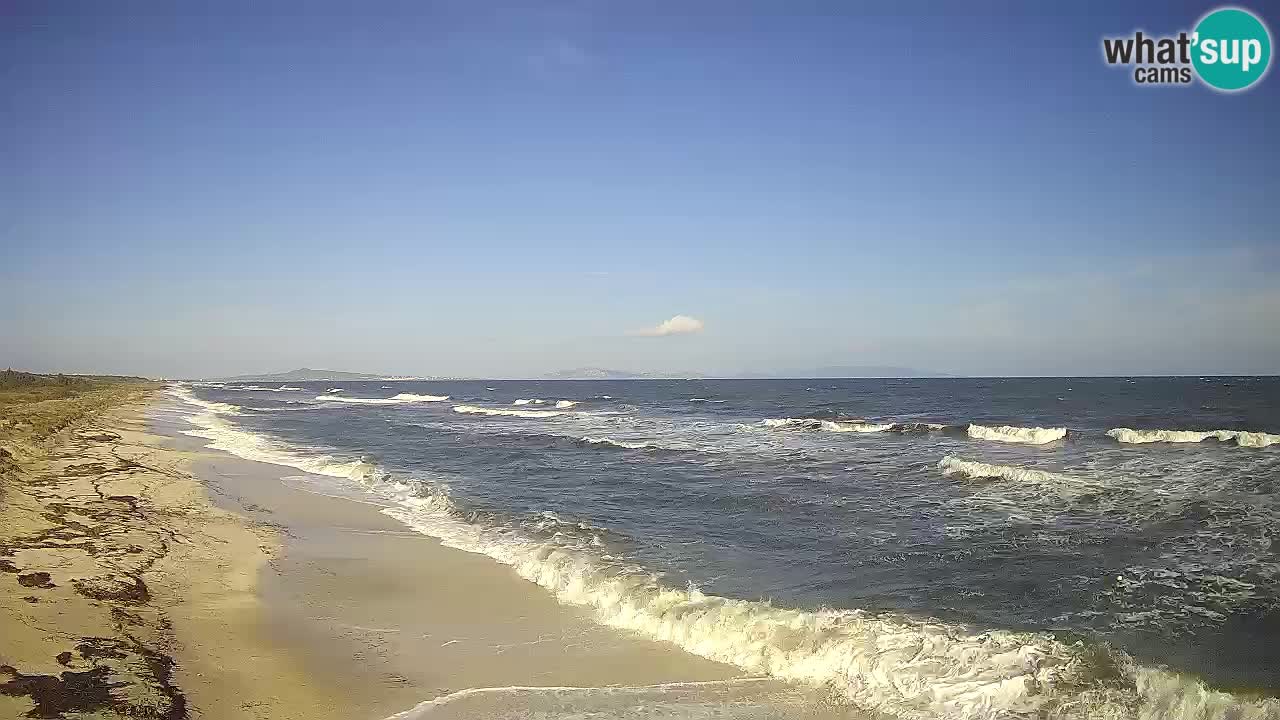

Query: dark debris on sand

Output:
[1, 424, 190, 719]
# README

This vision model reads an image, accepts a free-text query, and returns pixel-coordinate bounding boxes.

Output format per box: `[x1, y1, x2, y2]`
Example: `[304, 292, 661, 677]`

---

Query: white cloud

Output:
[633, 315, 704, 337]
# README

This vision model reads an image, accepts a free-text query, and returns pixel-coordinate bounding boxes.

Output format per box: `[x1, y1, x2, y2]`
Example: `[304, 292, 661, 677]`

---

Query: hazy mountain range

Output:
[211, 368, 427, 382]
[743, 365, 950, 379]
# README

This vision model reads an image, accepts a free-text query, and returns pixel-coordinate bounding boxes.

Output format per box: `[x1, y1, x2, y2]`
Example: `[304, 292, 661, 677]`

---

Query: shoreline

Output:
[152, 400, 764, 718]
[6, 389, 851, 718]
[8, 385, 1278, 718]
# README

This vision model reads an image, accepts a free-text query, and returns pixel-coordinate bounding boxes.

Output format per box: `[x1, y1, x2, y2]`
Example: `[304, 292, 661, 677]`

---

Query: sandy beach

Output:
[1, 392, 340, 718]
[3, 387, 859, 719]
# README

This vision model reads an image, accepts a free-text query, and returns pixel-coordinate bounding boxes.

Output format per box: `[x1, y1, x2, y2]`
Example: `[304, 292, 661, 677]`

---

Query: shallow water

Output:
[174, 377, 1280, 718]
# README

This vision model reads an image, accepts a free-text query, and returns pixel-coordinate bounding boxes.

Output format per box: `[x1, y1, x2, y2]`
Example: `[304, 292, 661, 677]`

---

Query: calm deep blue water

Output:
[179, 377, 1280, 711]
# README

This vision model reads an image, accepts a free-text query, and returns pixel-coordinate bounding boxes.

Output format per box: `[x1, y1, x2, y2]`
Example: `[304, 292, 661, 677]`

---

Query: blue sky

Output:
[3, 1, 1278, 378]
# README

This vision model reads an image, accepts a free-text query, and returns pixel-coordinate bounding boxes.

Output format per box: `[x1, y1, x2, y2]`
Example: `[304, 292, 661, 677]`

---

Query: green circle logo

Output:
[1192, 7, 1272, 91]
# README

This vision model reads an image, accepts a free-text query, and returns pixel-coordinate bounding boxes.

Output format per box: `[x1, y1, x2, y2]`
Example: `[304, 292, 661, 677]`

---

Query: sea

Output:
[168, 377, 1280, 719]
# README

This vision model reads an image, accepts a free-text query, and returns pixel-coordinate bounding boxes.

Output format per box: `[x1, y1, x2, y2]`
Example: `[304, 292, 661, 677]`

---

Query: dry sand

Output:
[1, 399, 349, 718]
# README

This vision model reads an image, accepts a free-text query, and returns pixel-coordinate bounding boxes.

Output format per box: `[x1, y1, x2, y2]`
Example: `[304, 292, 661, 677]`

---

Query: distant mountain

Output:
[540, 367, 702, 380]
[751, 365, 950, 379]
[212, 368, 424, 382]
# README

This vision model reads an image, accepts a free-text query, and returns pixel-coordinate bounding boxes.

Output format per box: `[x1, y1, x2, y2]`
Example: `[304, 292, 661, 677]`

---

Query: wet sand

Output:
[154, 400, 875, 719]
[163, 419, 750, 718]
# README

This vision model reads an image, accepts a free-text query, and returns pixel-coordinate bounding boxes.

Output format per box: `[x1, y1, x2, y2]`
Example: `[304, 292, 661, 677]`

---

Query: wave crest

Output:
[937, 456, 1105, 500]
[967, 424, 1067, 445]
[761, 418, 824, 429]
[764, 418, 951, 435]
[940, 455, 1070, 484]
[579, 436, 655, 451]
[167, 386, 243, 415]
[316, 393, 449, 405]
[1108, 428, 1279, 448]
[384, 496, 1279, 720]
[384, 505, 1101, 719]
[820, 420, 895, 433]
[171, 391, 382, 481]
[453, 404, 569, 418]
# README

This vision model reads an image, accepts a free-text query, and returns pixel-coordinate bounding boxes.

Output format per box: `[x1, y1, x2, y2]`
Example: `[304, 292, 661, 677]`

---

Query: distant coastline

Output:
[202, 366, 1277, 383]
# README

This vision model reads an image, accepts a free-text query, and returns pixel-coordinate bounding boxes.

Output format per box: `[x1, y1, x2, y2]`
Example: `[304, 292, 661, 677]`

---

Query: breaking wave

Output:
[763, 418, 952, 434]
[1108, 428, 1280, 448]
[384, 482, 1277, 720]
[170, 389, 381, 481]
[316, 395, 405, 405]
[967, 424, 1067, 445]
[820, 420, 895, 433]
[166, 386, 244, 416]
[940, 455, 1075, 485]
[453, 404, 569, 418]
[937, 456, 1108, 501]
[226, 384, 306, 392]
[761, 418, 824, 429]
[554, 400, 579, 408]
[513, 398, 546, 406]
[579, 436, 657, 451]
[316, 393, 449, 405]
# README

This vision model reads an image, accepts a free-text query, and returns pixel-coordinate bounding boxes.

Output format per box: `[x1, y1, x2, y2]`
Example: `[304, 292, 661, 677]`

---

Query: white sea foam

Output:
[764, 418, 938, 434]
[382, 679, 821, 720]
[940, 455, 1072, 485]
[1108, 428, 1280, 448]
[327, 388, 343, 393]
[382, 491, 1277, 720]
[967, 423, 1067, 445]
[761, 418, 822, 429]
[453, 404, 568, 418]
[166, 385, 1280, 720]
[166, 386, 243, 415]
[317, 395, 403, 405]
[820, 420, 895, 433]
[513, 398, 547, 406]
[937, 456, 1107, 502]
[231, 384, 306, 392]
[383, 502, 1096, 719]
[316, 393, 449, 405]
[169, 390, 378, 481]
[554, 400, 578, 409]
[580, 436, 653, 450]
